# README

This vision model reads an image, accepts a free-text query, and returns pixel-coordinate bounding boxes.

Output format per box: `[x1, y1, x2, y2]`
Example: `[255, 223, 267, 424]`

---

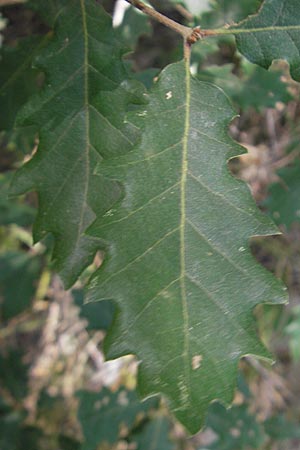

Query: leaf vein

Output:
[89, 104, 134, 146]
[187, 170, 256, 220]
[186, 218, 249, 277]
[97, 181, 180, 229]
[100, 226, 180, 287]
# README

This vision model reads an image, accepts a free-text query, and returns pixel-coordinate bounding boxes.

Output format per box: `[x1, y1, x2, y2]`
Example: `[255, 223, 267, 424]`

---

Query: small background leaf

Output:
[266, 158, 300, 229]
[233, 0, 300, 81]
[199, 402, 266, 449]
[0, 251, 42, 321]
[77, 387, 158, 448]
[116, 5, 151, 49]
[201, 0, 262, 27]
[73, 289, 115, 331]
[198, 64, 292, 111]
[0, 172, 35, 227]
[129, 416, 176, 450]
[0, 36, 46, 131]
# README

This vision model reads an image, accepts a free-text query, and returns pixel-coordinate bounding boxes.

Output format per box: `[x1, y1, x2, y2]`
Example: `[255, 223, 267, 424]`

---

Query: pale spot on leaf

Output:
[192, 354, 203, 370]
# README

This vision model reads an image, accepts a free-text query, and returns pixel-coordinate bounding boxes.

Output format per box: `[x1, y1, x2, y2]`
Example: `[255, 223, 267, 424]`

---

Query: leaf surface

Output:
[231, 0, 300, 81]
[10, 0, 144, 287]
[87, 60, 287, 432]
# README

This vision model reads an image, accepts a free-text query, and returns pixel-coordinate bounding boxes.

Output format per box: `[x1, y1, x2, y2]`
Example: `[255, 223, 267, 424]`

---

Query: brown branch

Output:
[125, 0, 203, 44]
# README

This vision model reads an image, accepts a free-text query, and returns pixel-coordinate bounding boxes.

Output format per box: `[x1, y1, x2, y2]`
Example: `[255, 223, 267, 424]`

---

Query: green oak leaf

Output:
[231, 0, 300, 81]
[87, 60, 287, 433]
[10, 1, 145, 287]
[77, 387, 158, 448]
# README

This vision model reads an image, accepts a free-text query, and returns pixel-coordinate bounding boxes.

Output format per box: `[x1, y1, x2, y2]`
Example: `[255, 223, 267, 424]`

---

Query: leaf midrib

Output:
[218, 25, 300, 35]
[179, 56, 191, 404]
[77, 0, 90, 247]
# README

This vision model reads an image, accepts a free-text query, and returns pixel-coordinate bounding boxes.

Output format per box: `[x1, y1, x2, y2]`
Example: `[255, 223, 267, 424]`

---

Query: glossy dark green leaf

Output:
[266, 159, 300, 229]
[0, 36, 47, 131]
[232, 0, 300, 81]
[77, 387, 158, 448]
[87, 60, 287, 433]
[10, 1, 144, 287]
[0, 251, 42, 321]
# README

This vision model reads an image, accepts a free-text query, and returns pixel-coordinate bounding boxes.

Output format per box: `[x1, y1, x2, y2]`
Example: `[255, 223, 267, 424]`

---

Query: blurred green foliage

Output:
[0, 0, 300, 448]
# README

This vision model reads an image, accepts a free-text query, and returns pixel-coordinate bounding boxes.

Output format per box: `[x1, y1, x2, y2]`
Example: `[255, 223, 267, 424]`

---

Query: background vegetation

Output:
[1, 0, 300, 448]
